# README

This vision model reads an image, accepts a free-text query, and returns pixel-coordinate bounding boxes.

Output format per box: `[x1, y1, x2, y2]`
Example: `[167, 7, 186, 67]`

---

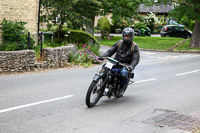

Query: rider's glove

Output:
[98, 56, 105, 61]
[127, 65, 134, 71]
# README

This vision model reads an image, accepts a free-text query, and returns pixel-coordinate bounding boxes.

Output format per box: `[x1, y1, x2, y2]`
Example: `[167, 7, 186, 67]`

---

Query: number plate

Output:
[105, 62, 114, 69]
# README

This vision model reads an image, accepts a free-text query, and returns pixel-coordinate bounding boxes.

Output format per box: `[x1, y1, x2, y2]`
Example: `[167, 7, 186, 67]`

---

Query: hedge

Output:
[97, 17, 111, 32]
[68, 30, 99, 45]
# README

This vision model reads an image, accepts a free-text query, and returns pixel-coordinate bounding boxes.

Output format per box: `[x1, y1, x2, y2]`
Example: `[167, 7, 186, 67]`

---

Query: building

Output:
[0, 0, 39, 43]
[138, 3, 174, 16]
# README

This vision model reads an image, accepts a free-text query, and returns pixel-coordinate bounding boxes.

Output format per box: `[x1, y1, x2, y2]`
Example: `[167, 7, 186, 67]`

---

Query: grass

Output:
[176, 39, 200, 51]
[97, 36, 200, 51]
[97, 36, 184, 50]
[135, 37, 183, 50]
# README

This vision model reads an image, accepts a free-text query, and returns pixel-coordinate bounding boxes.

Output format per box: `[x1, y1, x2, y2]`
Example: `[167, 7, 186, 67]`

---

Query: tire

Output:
[186, 35, 191, 39]
[116, 85, 128, 98]
[85, 78, 103, 107]
[165, 34, 170, 37]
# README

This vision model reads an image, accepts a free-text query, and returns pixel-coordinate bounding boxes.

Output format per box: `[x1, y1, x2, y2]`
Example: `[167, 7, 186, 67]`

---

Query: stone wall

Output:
[0, 0, 39, 42]
[0, 45, 75, 74]
[0, 50, 35, 73]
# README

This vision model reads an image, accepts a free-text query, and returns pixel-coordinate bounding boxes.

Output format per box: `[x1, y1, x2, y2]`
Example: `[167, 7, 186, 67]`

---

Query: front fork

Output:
[93, 69, 110, 96]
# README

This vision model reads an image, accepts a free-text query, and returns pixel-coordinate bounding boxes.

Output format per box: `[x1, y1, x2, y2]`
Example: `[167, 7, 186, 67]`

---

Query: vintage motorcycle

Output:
[85, 57, 134, 107]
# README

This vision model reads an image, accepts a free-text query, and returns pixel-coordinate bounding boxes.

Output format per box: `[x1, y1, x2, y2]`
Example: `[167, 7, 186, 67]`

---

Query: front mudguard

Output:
[93, 72, 105, 81]
[93, 74, 100, 81]
[92, 72, 108, 96]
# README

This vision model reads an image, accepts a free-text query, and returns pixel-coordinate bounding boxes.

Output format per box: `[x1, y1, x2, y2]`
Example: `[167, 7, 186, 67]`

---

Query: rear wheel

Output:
[85, 78, 104, 107]
[186, 35, 191, 39]
[116, 86, 127, 98]
[165, 34, 170, 37]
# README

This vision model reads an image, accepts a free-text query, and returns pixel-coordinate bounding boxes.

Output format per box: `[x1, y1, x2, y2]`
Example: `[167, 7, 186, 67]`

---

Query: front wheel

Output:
[85, 78, 104, 107]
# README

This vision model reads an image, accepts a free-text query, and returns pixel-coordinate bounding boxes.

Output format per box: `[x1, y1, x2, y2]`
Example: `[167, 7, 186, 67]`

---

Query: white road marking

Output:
[175, 70, 200, 76]
[0, 94, 75, 114]
[144, 52, 158, 55]
[135, 78, 157, 84]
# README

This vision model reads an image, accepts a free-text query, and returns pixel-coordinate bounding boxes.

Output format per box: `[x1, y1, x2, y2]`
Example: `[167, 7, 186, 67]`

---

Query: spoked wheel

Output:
[86, 78, 104, 107]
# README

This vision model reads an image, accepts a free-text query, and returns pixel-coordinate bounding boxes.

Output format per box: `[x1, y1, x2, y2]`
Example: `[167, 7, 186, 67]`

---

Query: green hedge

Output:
[97, 17, 111, 32]
[68, 30, 99, 45]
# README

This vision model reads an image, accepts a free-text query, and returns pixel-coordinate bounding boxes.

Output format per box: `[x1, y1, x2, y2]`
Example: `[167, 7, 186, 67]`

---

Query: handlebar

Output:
[105, 57, 131, 71]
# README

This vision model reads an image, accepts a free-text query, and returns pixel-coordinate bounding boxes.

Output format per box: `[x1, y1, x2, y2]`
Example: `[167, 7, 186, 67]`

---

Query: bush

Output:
[68, 30, 99, 46]
[134, 22, 146, 30]
[97, 17, 111, 32]
[69, 43, 101, 67]
[0, 19, 35, 51]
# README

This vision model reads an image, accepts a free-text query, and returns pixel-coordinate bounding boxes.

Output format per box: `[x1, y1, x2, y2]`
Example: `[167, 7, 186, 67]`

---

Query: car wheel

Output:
[165, 34, 170, 37]
[186, 35, 191, 39]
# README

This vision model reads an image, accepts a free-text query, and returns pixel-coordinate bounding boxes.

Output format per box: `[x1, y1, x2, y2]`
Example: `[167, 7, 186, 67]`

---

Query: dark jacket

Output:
[103, 40, 140, 68]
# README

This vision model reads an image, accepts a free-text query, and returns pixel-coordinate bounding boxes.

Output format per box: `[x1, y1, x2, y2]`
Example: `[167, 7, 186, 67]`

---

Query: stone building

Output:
[0, 0, 39, 43]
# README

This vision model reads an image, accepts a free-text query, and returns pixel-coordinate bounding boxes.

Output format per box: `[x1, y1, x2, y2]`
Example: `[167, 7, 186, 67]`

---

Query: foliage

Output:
[134, 22, 146, 30]
[179, 17, 195, 31]
[143, 12, 157, 33]
[112, 17, 135, 30]
[69, 43, 101, 67]
[103, 0, 142, 31]
[0, 19, 35, 51]
[105, 0, 141, 19]
[68, 30, 99, 45]
[148, 0, 200, 47]
[41, 0, 106, 35]
[97, 17, 111, 32]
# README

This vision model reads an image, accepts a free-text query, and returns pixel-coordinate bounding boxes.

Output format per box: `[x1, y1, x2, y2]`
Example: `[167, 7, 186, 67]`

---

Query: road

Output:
[0, 47, 200, 133]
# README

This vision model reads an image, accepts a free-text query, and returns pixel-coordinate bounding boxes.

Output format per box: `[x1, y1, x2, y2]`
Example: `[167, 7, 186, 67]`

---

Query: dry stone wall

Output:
[0, 45, 75, 74]
[0, 50, 35, 73]
[0, 0, 39, 42]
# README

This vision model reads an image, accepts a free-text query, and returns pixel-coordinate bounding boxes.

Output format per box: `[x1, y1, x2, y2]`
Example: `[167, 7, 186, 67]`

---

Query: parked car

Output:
[160, 25, 192, 39]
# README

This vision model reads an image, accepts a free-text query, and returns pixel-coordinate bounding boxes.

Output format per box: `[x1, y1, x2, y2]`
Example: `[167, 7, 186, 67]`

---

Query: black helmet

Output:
[122, 27, 134, 43]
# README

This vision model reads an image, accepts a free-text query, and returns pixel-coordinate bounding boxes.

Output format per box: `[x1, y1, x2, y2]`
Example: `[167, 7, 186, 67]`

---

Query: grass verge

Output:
[175, 39, 200, 51]
[97, 36, 200, 52]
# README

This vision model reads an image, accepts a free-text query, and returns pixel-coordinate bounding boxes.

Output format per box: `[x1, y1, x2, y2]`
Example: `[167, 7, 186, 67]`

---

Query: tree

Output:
[72, 0, 106, 35]
[104, 0, 142, 25]
[41, 0, 106, 37]
[149, 0, 200, 48]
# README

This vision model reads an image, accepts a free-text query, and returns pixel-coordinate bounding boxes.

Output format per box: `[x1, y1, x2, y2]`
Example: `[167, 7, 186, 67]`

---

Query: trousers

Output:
[119, 67, 128, 88]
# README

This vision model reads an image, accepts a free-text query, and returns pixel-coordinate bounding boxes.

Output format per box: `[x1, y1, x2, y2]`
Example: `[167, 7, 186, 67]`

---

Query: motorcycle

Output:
[140, 27, 151, 37]
[85, 57, 134, 107]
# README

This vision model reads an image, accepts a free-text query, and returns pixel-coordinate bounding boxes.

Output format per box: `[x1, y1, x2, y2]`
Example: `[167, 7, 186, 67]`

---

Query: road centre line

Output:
[0, 94, 75, 114]
[135, 78, 157, 84]
[175, 70, 200, 76]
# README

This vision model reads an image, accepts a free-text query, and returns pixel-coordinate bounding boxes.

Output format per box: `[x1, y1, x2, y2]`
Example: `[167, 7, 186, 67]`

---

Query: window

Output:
[175, 27, 184, 31]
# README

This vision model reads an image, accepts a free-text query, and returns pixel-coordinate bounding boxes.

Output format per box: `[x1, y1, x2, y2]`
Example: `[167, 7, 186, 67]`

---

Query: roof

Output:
[138, 4, 174, 14]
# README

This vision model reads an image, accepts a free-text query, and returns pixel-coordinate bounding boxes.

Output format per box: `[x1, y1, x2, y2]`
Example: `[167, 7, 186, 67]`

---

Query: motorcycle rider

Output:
[99, 27, 140, 94]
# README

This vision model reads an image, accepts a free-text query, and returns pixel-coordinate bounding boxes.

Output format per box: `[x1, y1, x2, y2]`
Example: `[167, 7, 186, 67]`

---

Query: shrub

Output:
[97, 17, 111, 32]
[134, 22, 146, 30]
[69, 43, 101, 67]
[0, 19, 35, 51]
[68, 30, 99, 46]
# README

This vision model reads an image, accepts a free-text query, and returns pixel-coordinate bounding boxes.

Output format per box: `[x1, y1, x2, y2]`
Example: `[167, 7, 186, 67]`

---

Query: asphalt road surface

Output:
[0, 46, 200, 133]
